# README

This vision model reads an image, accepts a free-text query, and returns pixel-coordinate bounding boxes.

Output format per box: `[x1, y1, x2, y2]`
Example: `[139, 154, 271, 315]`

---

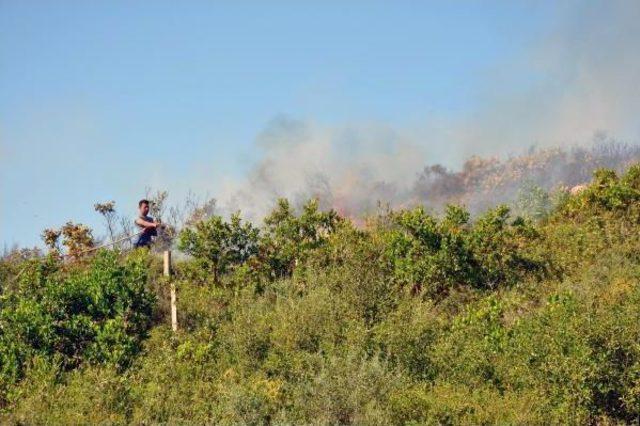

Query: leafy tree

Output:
[260, 198, 340, 278]
[178, 213, 259, 284]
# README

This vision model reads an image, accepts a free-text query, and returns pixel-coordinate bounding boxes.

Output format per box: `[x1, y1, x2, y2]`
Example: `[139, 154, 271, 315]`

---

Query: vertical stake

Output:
[164, 250, 177, 332]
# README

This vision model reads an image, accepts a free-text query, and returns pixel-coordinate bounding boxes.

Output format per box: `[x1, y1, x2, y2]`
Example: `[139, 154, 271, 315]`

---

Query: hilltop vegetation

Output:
[3, 161, 640, 423]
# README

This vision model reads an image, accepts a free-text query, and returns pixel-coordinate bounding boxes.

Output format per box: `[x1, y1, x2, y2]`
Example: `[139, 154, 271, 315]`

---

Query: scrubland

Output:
[3, 157, 640, 424]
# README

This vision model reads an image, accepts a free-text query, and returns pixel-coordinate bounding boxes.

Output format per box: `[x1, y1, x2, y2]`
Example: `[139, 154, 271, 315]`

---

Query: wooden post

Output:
[164, 250, 177, 332]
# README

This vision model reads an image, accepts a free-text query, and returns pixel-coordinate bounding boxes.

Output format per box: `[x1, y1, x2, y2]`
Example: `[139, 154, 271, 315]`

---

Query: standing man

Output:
[134, 199, 160, 248]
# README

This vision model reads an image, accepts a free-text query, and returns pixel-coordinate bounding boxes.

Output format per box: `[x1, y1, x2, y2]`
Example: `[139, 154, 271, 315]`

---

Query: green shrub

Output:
[0, 250, 154, 404]
[178, 213, 259, 284]
[385, 204, 544, 299]
[260, 198, 340, 279]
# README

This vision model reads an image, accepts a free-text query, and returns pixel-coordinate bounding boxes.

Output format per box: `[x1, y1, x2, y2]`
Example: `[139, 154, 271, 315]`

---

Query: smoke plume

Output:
[218, 1, 640, 220]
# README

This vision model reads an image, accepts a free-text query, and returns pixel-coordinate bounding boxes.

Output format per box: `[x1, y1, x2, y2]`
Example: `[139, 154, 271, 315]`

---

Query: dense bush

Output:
[385, 204, 544, 299]
[178, 212, 260, 284]
[0, 250, 154, 404]
[259, 198, 341, 279]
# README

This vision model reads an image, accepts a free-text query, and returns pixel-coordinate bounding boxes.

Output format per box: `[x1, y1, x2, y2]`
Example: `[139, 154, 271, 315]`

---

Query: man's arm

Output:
[135, 218, 158, 229]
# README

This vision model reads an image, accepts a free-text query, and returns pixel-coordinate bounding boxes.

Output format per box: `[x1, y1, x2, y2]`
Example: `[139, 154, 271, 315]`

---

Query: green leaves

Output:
[560, 167, 640, 219]
[176, 198, 340, 284]
[178, 213, 259, 283]
[261, 198, 340, 279]
[385, 204, 542, 299]
[0, 251, 155, 400]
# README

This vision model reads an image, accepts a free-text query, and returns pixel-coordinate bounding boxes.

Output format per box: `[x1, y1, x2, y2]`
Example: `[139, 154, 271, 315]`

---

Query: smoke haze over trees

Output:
[219, 131, 640, 222]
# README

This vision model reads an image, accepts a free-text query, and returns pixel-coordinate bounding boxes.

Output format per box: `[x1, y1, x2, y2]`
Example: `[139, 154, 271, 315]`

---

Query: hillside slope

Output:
[3, 165, 640, 424]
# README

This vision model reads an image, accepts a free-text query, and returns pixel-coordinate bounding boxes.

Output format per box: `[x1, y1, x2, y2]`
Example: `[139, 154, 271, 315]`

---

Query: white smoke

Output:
[218, 117, 429, 218]
[217, 1, 640, 219]
[458, 1, 639, 158]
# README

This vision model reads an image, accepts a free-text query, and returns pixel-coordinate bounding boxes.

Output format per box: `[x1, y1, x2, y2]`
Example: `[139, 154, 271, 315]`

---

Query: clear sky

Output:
[2, 1, 637, 248]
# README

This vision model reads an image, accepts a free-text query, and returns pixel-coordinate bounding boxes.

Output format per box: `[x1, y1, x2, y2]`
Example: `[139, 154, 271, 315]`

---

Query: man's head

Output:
[138, 199, 150, 216]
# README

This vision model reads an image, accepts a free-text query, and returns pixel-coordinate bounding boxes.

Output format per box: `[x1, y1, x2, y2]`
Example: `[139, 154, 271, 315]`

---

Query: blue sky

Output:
[3, 1, 637, 248]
